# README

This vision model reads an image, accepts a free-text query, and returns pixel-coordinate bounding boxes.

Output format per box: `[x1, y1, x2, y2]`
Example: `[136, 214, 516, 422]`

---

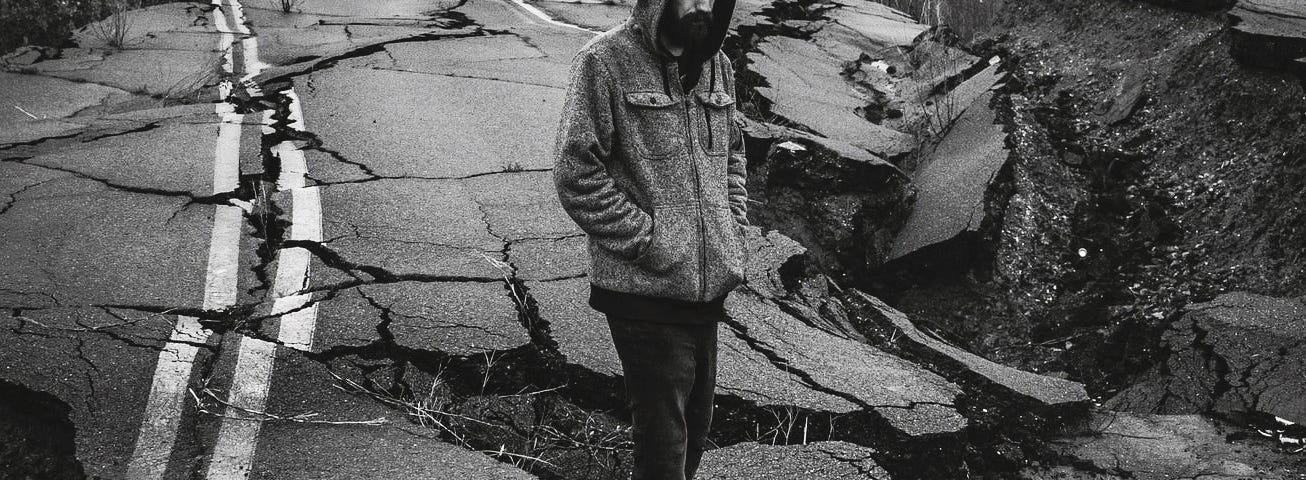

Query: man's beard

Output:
[666, 10, 714, 48]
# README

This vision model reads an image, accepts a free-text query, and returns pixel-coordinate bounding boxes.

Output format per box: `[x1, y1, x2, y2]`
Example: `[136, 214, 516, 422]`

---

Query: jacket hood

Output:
[630, 0, 736, 62]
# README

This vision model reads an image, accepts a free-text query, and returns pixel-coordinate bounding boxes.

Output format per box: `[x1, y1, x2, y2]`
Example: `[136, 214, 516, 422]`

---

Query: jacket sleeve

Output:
[553, 51, 653, 260]
[723, 55, 750, 228]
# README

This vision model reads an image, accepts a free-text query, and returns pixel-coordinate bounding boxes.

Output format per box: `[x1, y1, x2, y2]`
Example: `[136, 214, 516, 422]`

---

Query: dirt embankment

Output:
[872, 0, 1306, 399]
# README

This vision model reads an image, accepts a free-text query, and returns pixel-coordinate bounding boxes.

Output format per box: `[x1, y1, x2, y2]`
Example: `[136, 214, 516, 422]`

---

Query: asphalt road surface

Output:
[0, 0, 600, 477]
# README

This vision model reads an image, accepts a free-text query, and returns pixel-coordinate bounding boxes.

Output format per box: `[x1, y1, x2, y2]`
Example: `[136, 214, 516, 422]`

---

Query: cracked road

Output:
[0, 0, 1089, 478]
[1, 0, 595, 478]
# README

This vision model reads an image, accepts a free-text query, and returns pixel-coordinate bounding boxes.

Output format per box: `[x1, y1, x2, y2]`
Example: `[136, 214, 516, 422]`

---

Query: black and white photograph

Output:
[1, 0, 1304, 478]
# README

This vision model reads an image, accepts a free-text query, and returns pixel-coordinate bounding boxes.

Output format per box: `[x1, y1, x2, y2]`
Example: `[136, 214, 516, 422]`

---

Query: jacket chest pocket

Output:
[696, 91, 734, 155]
[623, 92, 684, 159]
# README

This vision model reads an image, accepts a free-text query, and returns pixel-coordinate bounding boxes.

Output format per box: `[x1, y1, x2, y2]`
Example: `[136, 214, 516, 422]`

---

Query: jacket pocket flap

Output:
[697, 91, 734, 108]
[625, 92, 677, 108]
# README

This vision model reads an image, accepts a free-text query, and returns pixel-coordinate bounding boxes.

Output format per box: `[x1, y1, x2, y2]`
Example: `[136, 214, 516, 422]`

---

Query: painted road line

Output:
[508, 0, 602, 33]
[123, 315, 210, 480]
[206, 0, 323, 477]
[204, 336, 277, 479]
[123, 5, 244, 476]
[225, 0, 267, 79]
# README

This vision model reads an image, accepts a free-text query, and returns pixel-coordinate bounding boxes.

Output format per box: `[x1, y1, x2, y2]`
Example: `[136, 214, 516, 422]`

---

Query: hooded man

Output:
[551, 0, 746, 475]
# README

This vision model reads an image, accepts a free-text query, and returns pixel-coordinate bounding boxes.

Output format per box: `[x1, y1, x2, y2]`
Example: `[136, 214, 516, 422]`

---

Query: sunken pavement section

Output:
[3, 0, 1301, 479]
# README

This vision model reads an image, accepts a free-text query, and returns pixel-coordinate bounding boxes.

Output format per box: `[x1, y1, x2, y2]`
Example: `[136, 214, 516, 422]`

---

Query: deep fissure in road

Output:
[0, 379, 87, 480]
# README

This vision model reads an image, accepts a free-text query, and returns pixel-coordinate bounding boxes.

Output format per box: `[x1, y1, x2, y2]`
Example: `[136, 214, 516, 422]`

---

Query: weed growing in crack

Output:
[325, 366, 633, 475]
[326, 367, 492, 446]
[897, 38, 974, 142]
[76, 0, 138, 49]
[268, 0, 305, 13]
[157, 51, 225, 102]
[756, 405, 803, 445]
[481, 350, 502, 395]
[501, 160, 526, 173]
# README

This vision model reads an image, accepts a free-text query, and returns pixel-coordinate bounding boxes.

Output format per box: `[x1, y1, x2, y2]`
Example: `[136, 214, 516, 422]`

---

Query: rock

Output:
[744, 118, 915, 285]
[1107, 292, 1306, 424]
[698, 441, 892, 479]
[1020, 411, 1301, 480]
[843, 291, 1090, 408]
[888, 79, 1007, 260]
[1229, 0, 1306, 73]
[1100, 64, 1149, 125]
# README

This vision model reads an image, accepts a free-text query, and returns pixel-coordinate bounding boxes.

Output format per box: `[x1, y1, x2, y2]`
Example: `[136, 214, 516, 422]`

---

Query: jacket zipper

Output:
[686, 97, 708, 302]
[668, 60, 710, 302]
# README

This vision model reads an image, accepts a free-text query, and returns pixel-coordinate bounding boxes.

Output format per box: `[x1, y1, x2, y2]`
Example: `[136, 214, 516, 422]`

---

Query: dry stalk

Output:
[188, 383, 388, 426]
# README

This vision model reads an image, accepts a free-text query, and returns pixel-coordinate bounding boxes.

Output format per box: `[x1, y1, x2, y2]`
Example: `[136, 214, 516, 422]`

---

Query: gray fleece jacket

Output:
[552, 0, 748, 304]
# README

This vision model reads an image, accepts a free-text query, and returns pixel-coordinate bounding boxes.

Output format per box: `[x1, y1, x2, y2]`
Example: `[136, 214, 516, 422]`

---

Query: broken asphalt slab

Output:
[888, 85, 1008, 260]
[1108, 292, 1306, 425]
[698, 441, 891, 479]
[844, 291, 1089, 408]
[0, 72, 136, 145]
[1229, 0, 1306, 74]
[748, 36, 918, 159]
[529, 225, 970, 438]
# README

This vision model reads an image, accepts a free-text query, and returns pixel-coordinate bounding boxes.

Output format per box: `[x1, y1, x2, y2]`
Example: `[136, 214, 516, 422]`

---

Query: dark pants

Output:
[606, 315, 719, 480]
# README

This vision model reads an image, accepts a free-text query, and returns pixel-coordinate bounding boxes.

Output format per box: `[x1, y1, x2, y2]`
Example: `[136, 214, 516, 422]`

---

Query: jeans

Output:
[606, 315, 719, 480]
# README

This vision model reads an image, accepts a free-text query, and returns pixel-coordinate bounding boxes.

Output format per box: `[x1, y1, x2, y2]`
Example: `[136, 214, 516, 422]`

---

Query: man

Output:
[551, 0, 747, 475]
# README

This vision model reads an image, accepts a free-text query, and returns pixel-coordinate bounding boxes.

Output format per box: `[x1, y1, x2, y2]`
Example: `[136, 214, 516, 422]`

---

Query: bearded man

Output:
[551, 0, 747, 475]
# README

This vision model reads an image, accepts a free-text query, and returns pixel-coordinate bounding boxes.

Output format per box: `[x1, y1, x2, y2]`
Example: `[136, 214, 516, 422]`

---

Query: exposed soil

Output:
[868, 0, 1306, 401]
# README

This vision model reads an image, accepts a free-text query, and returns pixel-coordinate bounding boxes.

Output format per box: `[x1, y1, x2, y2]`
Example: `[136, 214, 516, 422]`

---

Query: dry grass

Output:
[157, 51, 227, 100]
[326, 362, 629, 477]
[78, 0, 137, 49]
